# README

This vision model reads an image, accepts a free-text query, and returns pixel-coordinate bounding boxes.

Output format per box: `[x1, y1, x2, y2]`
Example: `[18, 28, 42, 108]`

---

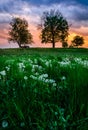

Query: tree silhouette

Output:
[71, 35, 84, 47]
[39, 10, 69, 48]
[62, 41, 68, 48]
[8, 17, 33, 48]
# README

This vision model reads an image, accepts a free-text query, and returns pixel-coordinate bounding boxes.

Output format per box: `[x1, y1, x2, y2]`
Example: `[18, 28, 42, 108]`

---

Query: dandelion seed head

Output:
[18, 63, 25, 69]
[43, 74, 48, 78]
[53, 83, 57, 87]
[61, 76, 66, 80]
[55, 112, 58, 115]
[2, 120, 8, 128]
[0, 70, 6, 76]
[5, 66, 10, 71]
[24, 76, 28, 80]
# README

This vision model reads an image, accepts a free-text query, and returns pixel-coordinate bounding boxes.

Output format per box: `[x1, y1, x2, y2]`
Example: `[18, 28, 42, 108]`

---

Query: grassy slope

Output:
[0, 48, 88, 57]
[0, 48, 88, 130]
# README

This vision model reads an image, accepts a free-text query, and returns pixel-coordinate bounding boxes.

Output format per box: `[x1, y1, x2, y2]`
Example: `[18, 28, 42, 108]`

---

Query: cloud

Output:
[24, 0, 77, 6]
[69, 5, 88, 21]
[0, 0, 88, 48]
[0, 0, 88, 25]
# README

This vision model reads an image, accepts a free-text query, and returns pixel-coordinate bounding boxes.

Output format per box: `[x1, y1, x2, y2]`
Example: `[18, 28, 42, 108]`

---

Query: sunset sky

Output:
[0, 0, 88, 48]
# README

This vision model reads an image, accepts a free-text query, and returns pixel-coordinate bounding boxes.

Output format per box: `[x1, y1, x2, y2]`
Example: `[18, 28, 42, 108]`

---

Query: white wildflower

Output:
[28, 59, 33, 64]
[59, 61, 70, 66]
[74, 58, 88, 68]
[2, 120, 8, 128]
[74, 58, 82, 63]
[35, 72, 39, 76]
[18, 63, 25, 70]
[43, 74, 48, 78]
[38, 66, 42, 69]
[38, 75, 43, 80]
[53, 83, 57, 87]
[61, 76, 66, 80]
[49, 79, 55, 83]
[45, 61, 49, 66]
[45, 79, 49, 83]
[30, 75, 37, 80]
[55, 112, 58, 116]
[0, 70, 6, 76]
[34, 59, 37, 64]
[24, 76, 28, 80]
[32, 68, 35, 72]
[5, 66, 10, 71]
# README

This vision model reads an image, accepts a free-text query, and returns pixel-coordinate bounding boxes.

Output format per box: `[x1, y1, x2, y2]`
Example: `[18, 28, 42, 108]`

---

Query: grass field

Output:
[0, 48, 88, 130]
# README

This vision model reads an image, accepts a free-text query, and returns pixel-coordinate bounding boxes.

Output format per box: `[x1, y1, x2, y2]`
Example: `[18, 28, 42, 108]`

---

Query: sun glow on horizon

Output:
[0, 0, 88, 48]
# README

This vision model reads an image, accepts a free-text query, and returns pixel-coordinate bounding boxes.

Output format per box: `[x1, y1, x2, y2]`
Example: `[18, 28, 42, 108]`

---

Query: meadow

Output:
[0, 48, 88, 130]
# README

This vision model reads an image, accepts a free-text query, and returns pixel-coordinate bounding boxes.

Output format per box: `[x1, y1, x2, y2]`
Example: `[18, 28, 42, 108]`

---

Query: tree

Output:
[39, 10, 69, 48]
[69, 44, 74, 48]
[62, 41, 68, 48]
[8, 17, 33, 48]
[71, 35, 84, 47]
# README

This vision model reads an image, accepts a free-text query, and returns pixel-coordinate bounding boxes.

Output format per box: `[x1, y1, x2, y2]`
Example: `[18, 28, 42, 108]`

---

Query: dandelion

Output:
[34, 59, 37, 64]
[32, 68, 35, 72]
[5, 66, 10, 71]
[43, 74, 48, 78]
[45, 79, 49, 83]
[60, 61, 70, 66]
[0, 70, 6, 76]
[35, 72, 39, 76]
[45, 61, 49, 66]
[49, 79, 55, 83]
[38, 66, 42, 69]
[2, 120, 8, 128]
[61, 76, 66, 80]
[53, 83, 57, 87]
[28, 58, 33, 64]
[24, 76, 28, 80]
[30, 75, 37, 80]
[18, 63, 25, 70]
[55, 112, 58, 116]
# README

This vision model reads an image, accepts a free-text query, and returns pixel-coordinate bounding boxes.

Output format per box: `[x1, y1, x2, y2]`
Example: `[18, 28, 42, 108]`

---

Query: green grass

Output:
[0, 48, 88, 56]
[0, 48, 88, 130]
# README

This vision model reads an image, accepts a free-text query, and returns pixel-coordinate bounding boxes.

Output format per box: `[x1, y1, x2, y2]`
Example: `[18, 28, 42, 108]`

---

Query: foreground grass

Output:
[0, 48, 88, 130]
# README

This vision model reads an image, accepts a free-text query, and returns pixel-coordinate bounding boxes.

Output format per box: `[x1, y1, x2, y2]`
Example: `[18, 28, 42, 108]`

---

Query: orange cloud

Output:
[68, 27, 88, 48]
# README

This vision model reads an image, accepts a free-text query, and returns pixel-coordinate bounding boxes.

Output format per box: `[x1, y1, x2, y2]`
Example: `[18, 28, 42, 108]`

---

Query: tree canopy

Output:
[71, 35, 84, 47]
[39, 10, 69, 48]
[62, 41, 68, 48]
[8, 17, 33, 48]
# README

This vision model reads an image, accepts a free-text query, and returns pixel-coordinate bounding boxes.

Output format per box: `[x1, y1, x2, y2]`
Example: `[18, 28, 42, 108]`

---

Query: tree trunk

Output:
[52, 41, 55, 48]
[52, 34, 55, 48]
[18, 42, 22, 48]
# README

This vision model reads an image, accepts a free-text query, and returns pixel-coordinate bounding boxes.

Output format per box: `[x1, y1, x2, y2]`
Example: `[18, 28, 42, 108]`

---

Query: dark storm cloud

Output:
[23, 0, 62, 6]
[23, 0, 88, 7]
[0, 0, 88, 31]
[0, 0, 28, 24]
[0, 0, 88, 47]
[0, 0, 88, 20]
[71, 5, 88, 21]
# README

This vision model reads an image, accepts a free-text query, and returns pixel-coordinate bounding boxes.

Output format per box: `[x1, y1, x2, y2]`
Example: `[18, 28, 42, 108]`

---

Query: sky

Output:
[0, 0, 88, 48]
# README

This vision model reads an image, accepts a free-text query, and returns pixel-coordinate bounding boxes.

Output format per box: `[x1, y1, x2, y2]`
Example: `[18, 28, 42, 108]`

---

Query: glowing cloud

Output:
[0, 0, 88, 48]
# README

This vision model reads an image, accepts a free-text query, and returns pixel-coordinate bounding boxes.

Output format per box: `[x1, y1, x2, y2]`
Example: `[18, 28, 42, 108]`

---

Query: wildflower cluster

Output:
[0, 54, 88, 129]
[30, 73, 57, 87]
[74, 57, 88, 68]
